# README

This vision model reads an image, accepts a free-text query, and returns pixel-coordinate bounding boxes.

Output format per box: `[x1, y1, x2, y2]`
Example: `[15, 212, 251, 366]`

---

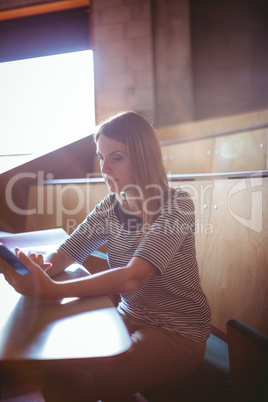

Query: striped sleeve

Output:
[60, 194, 116, 264]
[134, 190, 195, 273]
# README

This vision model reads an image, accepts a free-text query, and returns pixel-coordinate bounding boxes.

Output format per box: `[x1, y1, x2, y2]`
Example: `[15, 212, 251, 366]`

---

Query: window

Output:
[0, 6, 94, 173]
[0, 50, 95, 173]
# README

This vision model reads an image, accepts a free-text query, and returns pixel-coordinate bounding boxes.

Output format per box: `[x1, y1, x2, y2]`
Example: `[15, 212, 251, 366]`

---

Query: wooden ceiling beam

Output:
[0, 0, 90, 21]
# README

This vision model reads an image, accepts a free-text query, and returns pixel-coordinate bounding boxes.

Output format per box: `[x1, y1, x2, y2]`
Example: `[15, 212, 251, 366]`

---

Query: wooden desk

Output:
[0, 229, 132, 364]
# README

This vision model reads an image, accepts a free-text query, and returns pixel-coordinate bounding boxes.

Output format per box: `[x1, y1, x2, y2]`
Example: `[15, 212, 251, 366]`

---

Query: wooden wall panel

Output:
[212, 129, 267, 173]
[26, 182, 109, 234]
[162, 138, 214, 174]
[201, 177, 268, 335]
[155, 109, 268, 143]
[0, 1, 90, 21]
[161, 129, 267, 175]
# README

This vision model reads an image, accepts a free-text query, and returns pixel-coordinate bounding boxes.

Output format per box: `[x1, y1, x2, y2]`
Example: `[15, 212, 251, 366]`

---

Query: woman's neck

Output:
[122, 195, 142, 217]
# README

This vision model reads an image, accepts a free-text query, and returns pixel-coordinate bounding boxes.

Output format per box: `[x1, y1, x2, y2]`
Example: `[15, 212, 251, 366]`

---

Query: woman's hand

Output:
[14, 248, 51, 273]
[0, 251, 59, 299]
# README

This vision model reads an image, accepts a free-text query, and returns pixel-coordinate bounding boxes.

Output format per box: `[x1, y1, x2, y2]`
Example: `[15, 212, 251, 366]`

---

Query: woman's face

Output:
[96, 133, 135, 194]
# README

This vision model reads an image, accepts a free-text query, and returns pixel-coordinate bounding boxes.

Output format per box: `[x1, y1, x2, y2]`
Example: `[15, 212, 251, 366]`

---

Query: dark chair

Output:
[141, 326, 232, 401]
[226, 319, 268, 402]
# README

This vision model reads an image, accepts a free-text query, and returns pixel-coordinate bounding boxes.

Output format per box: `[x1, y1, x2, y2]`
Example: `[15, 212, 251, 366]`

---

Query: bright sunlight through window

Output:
[0, 50, 95, 173]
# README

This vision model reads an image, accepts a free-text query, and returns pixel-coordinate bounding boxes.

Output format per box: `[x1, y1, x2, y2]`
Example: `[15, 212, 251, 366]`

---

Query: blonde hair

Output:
[94, 111, 171, 234]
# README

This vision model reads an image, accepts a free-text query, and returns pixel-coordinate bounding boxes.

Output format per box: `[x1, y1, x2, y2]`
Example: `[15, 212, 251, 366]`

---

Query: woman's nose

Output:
[101, 159, 111, 174]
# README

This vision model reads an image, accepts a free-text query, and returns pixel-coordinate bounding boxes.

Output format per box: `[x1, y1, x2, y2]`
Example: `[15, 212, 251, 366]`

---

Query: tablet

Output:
[0, 243, 30, 275]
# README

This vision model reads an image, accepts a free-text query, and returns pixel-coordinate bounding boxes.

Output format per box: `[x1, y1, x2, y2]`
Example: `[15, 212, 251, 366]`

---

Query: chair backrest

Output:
[227, 319, 268, 402]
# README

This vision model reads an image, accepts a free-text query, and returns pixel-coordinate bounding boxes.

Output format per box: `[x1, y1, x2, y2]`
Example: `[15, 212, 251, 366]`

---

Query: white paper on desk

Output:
[18, 244, 58, 256]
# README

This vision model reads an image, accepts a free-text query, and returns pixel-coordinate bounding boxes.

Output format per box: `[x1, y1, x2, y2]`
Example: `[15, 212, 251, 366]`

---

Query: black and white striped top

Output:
[60, 189, 211, 342]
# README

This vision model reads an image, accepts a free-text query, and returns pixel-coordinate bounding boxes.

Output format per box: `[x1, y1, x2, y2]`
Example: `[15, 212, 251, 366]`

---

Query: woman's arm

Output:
[56, 256, 157, 299]
[45, 248, 75, 277]
[0, 252, 157, 300]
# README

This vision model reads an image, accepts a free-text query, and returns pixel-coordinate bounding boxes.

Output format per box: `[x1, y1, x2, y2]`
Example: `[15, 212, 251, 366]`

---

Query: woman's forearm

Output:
[53, 257, 156, 300]
[45, 248, 74, 277]
[54, 266, 137, 300]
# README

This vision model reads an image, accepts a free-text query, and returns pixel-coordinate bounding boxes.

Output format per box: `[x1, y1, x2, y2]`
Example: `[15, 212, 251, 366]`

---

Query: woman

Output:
[0, 112, 211, 402]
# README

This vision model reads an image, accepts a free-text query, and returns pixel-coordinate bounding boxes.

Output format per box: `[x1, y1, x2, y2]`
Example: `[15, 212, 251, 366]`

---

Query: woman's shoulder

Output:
[91, 193, 119, 216]
[169, 186, 193, 202]
[164, 186, 195, 214]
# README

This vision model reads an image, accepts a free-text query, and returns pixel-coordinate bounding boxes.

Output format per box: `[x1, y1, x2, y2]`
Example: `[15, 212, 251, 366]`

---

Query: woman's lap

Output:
[93, 315, 206, 400]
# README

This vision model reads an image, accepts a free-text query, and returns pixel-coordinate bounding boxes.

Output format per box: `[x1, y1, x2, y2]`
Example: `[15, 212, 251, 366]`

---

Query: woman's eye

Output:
[96, 154, 123, 163]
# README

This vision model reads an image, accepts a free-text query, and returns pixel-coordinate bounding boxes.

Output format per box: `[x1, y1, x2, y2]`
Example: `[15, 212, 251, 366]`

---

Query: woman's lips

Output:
[105, 178, 117, 185]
